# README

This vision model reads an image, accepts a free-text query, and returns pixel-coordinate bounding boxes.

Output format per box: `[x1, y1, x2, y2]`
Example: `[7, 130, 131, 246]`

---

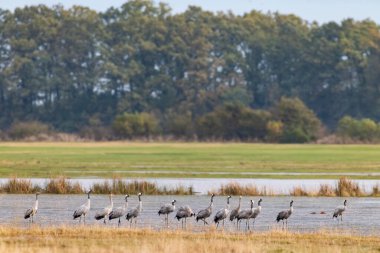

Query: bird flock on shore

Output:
[23, 191, 348, 230]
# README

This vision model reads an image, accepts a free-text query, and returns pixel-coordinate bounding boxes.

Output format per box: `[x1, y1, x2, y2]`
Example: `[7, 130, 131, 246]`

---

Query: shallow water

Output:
[1, 194, 378, 235]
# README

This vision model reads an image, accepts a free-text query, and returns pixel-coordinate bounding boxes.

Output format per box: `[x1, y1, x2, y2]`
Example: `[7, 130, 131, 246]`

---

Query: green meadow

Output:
[0, 142, 380, 179]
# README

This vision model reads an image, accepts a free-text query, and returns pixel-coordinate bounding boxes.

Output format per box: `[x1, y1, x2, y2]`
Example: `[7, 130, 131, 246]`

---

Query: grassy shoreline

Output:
[1, 142, 380, 179]
[0, 226, 378, 253]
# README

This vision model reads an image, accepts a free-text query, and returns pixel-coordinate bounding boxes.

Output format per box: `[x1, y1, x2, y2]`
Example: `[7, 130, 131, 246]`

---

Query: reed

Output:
[336, 177, 364, 197]
[91, 177, 194, 195]
[209, 182, 272, 196]
[0, 177, 40, 193]
[44, 177, 84, 194]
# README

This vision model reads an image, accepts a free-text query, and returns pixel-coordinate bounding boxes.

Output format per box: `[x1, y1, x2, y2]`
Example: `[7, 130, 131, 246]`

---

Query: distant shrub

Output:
[112, 112, 159, 139]
[196, 104, 272, 140]
[273, 97, 322, 143]
[337, 116, 380, 142]
[8, 121, 52, 140]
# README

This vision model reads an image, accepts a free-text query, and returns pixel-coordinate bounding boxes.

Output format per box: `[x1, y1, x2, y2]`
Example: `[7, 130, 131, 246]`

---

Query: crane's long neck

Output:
[237, 197, 241, 210]
[87, 194, 91, 208]
[124, 198, 128, 210]
[209, 196, 214, 210]
[138, 195, 142, 211]
[226, 197, 230, 210]
[109, 195, 113, 208]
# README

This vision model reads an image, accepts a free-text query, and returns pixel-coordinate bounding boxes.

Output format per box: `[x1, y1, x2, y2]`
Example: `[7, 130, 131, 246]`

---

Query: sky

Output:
[1, 0, 380, 24]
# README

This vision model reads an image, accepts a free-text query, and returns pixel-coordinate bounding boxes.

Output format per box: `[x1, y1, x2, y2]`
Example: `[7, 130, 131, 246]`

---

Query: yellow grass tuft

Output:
[0, 226, 379, 253]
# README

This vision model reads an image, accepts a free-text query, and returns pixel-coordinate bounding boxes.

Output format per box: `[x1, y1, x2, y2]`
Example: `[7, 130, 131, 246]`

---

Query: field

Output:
[1, 142, 380, 179]
[0, 226, 378, 253]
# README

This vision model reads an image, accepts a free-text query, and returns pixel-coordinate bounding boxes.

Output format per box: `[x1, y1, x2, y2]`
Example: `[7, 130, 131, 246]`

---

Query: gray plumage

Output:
[126, 193, 142, 226]
[276, 200, 294, 228]
[95, 194, 113, 224]
[214, 196, 231, 227]
[333, 199, 347, 221]
[109, 194, 129, 227]
[73, 190, 92, 224]
[175, 205, 195, 228]
[229, 195, 242, 222]
[24, 193, 40, 223]
[158, 200, 176, 216]
[159, 200, 176, 227]
[196, 194, 215, 225]
[250, 198, 262, 227]
[237, 200, 254, 230]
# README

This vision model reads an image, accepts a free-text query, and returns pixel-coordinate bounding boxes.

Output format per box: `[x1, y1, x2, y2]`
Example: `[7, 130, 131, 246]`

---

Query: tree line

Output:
[1, 1, 380, 142]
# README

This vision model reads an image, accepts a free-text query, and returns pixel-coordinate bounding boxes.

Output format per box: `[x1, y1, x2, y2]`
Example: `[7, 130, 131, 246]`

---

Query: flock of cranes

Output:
[23, 191, 348, 230]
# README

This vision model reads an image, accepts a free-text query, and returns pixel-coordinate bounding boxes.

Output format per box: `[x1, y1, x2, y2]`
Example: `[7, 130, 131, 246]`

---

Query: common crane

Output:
[196, 194, 215, 225]
[175, 205, 195, 229]
[276, 200, 294, 228]
[24, 192, 40, 223]
[237, 199, 254, 230]
[229, 195, 242, 228]
[250, 198, 262, 228]
[73, 190, 92, 224]
[158, 200, 176, 227]
[126, 192, 142, 227]
[109, 194, 129, 227]
[333, 199, 347, 222]
[214, 195, 231, 228]
[95, 194, 113, 224]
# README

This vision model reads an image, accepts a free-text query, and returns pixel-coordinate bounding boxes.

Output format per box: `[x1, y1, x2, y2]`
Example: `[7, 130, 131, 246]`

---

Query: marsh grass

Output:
[0, 177, 40, 193]
[336, 177, 363, 197]
[91, 178, 194, 195]
[0, 226, 379, 253]
[209, 182, 274, 196]
[44, 177, 84, 194]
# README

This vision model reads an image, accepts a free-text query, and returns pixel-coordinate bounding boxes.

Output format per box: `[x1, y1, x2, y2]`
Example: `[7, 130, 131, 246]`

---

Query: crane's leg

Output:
[79, 216, 81, 224]
[223, 219, 225, 227]
[118, 218, 121, 227]
[216, 222, 219, 228]
[341, 214, 343, 222]
[84, 214, 86, 225]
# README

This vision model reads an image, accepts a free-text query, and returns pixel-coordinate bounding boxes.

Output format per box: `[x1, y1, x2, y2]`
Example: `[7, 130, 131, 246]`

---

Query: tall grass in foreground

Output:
[0, 226, 378, 253]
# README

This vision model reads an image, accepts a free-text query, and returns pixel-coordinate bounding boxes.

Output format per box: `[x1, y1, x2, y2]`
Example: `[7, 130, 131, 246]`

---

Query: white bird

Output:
[237, 199, 254, 230]
[333, 199, 347, 222]
[73, 190, 92, 224]
[24, 192, 40, 223]
[175, 205, 195, 229]
[250, 198, 262, 228]
[276, 200, 294, 229]
[109, 194, 129, 227]
[126, 192, 142, 227]
[214, 195, 231, 228]
[95, 194, 113, 224]
[158, 200, 176, 227]
[196, 194, 215, 225]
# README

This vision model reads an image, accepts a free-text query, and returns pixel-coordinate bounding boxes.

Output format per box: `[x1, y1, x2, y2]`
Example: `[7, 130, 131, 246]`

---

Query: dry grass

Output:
[44, 177, 84, 194]
[209, 182, 274, 196]
[0, 226, 378, 253]
[0, 177, 40, 193]
[91, 178, 193, 195]
[336, 177, 364, 197]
